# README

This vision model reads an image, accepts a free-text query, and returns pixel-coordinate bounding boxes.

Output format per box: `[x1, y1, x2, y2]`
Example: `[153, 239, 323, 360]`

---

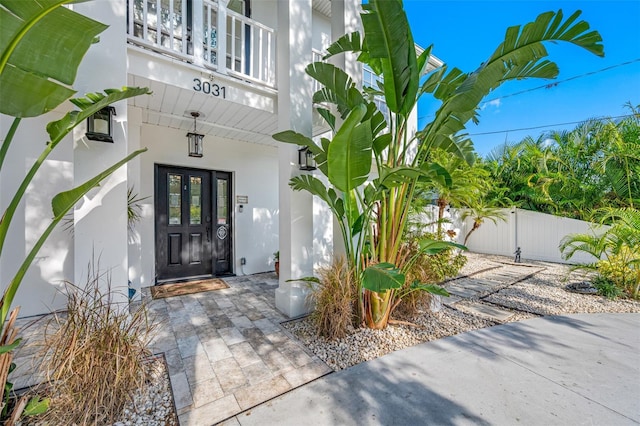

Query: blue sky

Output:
[403, 0, 640, 157]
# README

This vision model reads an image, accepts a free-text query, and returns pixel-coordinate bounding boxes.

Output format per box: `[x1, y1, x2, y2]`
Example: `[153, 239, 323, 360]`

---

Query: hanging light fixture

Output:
[86, 106, 116, 142]
[187, 111, 204, 157]
[298, 146, 316, 171]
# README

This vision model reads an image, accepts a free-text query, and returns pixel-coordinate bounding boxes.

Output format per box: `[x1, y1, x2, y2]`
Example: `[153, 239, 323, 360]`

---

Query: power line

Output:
[480, 58, 640, 105]
[417, 58, 640, 121]
[467, 114, 635, 136]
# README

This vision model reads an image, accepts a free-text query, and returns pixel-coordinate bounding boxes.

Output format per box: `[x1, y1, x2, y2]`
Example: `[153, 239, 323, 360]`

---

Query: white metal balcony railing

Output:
[128, 0, 276, 87]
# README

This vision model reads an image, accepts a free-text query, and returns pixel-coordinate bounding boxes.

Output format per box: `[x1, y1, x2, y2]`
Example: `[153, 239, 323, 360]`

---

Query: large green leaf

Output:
[362, 262, 405, 292]
[0, 0, 107, 117]
[418, 239, 466, 255]
[327, 104, 372, 192]
[409, 281, 450, 297]
[289, 175, 346, 220]
[361, 0, 418, 116]
[272, 130, 323, 155]
[307, 62, 364, 118]
[420, 10, 603, 163]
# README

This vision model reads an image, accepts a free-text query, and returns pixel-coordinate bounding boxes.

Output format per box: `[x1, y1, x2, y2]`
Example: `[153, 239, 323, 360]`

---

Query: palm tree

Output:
[460, 202, 508, 245]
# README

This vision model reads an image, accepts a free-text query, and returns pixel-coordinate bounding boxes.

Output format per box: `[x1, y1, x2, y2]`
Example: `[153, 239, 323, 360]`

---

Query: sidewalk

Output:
[228, 313, 640, 425]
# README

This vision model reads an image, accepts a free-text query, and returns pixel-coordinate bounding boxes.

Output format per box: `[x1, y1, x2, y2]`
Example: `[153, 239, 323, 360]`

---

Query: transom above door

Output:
[155, 165, 232, 283]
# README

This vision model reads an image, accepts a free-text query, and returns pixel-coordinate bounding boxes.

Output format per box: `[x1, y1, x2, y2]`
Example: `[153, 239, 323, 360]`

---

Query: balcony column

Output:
[275, 0, 314, 318]
[217, 0, 229, 75]
[192, 0, 204, 67]
[330, 0, 362, 83]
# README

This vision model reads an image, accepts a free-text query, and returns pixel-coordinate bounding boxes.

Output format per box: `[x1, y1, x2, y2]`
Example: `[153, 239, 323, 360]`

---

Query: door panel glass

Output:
[217, 179, 228, 224]
[168, 174, 182, 225]
[190, 176, 202, 225]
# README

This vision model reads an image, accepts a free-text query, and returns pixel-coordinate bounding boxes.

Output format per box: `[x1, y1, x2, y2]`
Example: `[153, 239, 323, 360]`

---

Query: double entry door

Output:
[155, 165, 231, 282]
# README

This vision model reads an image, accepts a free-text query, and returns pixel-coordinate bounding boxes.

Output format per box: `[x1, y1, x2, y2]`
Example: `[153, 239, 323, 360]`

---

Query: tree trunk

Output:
[363, 289, 393, 329]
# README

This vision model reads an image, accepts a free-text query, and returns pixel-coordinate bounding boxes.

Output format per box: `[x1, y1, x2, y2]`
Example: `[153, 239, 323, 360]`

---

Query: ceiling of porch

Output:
[127, 75, 280, 147]
[312, 0, 332, 17]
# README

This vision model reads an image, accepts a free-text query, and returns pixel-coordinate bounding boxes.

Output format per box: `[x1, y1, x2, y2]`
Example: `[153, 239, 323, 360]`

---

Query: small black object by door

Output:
[155, 166, 232, 282]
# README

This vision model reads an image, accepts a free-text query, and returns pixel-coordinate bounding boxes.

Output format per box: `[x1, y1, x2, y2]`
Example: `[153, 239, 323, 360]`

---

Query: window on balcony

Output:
[363, 65, 390, 126]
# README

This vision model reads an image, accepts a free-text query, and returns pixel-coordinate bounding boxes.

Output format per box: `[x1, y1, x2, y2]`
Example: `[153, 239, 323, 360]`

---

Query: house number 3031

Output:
[193, 78, 226, 98]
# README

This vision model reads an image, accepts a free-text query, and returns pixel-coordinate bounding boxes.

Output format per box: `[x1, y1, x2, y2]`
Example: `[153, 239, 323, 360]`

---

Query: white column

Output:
[192, 0, 204, 67]
[331, 0, 362, 84]
[73, 2, 130, 306]
[275, 0, 315, 318]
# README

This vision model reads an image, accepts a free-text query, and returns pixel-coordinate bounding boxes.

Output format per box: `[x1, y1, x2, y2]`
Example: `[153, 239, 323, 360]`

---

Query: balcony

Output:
[127, 0, 276, 88]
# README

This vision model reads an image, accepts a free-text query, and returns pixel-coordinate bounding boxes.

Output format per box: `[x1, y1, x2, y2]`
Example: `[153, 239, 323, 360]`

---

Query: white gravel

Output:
[282, 252, 640, 371]
[113, 356, 178, 426]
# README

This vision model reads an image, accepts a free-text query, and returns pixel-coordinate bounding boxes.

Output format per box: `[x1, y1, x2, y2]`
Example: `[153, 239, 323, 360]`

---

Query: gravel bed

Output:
[282, 252, 640, 371]
[114, 355, 178, 426]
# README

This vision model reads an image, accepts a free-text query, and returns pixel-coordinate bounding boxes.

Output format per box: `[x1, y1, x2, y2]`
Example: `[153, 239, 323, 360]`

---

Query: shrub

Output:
[308, 257, 357, 340]
[596, 246, 637, 298]
[38, 263, 156, 424]
[397, 232, 467, 317]
[592, 276, 624, 299]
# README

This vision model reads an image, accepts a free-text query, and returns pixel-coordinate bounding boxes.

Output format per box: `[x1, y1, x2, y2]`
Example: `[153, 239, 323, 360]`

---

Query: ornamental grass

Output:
[38, 262, 156, 425]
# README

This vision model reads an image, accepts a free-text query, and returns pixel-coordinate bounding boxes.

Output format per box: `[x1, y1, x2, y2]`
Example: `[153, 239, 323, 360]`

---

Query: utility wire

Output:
[467, 114, 635, 136]
[418, 58, 640, 121]
[480, 58, 640, 106]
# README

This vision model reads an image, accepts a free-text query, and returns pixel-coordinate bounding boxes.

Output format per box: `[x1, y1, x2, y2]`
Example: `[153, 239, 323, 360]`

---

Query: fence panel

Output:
[436, 208, 608, 265]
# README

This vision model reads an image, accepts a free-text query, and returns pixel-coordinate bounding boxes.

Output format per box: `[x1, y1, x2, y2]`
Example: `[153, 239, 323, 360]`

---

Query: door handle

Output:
[206, 226, 211, 242]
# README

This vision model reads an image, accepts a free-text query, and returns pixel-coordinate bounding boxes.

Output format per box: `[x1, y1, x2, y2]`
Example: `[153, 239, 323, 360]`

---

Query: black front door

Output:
[155, 165, 233, 282]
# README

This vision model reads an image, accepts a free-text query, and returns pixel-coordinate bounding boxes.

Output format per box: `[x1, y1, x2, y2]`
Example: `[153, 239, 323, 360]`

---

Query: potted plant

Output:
[273, 251, 280, 277]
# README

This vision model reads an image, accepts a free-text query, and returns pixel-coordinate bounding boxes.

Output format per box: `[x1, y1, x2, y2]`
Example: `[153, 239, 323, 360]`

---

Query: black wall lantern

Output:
[298, 146, 316, 171]
[86, 106, 116, 143]
[187, 111, 204, 157]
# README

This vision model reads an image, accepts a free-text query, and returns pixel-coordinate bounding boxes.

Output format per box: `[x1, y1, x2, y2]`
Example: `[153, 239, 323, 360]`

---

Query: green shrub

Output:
[398, 231, 467, 317]
[596, 246, 637, 298]
[592, 276, 624, 299]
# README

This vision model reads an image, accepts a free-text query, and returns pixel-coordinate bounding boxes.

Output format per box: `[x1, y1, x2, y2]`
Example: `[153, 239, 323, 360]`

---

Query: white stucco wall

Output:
[127, 110, 280, 294]
[312, 11, 332, 52]
[0, 111, 75, 318]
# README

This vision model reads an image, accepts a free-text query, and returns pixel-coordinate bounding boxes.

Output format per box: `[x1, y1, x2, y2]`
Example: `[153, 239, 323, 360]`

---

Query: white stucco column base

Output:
[275, 284, 313, 318]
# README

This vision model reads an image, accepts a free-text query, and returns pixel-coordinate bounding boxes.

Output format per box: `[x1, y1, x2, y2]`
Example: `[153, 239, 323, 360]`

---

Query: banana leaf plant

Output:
[1, 0, 151, 418]
[279, 1, 603, 329]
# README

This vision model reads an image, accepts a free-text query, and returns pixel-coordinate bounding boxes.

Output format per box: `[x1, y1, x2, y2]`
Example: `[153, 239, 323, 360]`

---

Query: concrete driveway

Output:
[227, 313, 640, 426]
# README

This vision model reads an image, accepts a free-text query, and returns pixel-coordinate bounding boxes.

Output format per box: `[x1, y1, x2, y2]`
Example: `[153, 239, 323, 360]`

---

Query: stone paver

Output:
[443, 263, 544, 322]
[147, 273, 332, 425]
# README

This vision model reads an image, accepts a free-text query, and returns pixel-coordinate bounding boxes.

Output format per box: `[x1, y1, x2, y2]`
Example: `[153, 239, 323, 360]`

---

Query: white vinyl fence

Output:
[415, 207, 608, 265]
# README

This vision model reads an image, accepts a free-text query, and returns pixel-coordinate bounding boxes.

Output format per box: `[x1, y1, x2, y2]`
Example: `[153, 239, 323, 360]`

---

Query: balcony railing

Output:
[128, 0, 276, 88]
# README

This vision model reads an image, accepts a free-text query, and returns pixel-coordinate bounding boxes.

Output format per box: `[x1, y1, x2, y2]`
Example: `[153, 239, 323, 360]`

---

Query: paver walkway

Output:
[10, 273, 332, 426]
[144, 273, 331, 425]
[441, 263, 544, 322]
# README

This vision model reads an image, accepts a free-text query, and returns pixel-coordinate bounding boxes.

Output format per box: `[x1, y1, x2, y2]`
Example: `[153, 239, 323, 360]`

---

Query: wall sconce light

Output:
[298, 146, 316, 171]
[86, 106, 116, 142]
[187, 111, 204, 157]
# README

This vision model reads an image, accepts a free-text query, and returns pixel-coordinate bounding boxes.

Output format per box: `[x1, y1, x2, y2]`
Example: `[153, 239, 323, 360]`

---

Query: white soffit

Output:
[128, 75, 279, 146]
